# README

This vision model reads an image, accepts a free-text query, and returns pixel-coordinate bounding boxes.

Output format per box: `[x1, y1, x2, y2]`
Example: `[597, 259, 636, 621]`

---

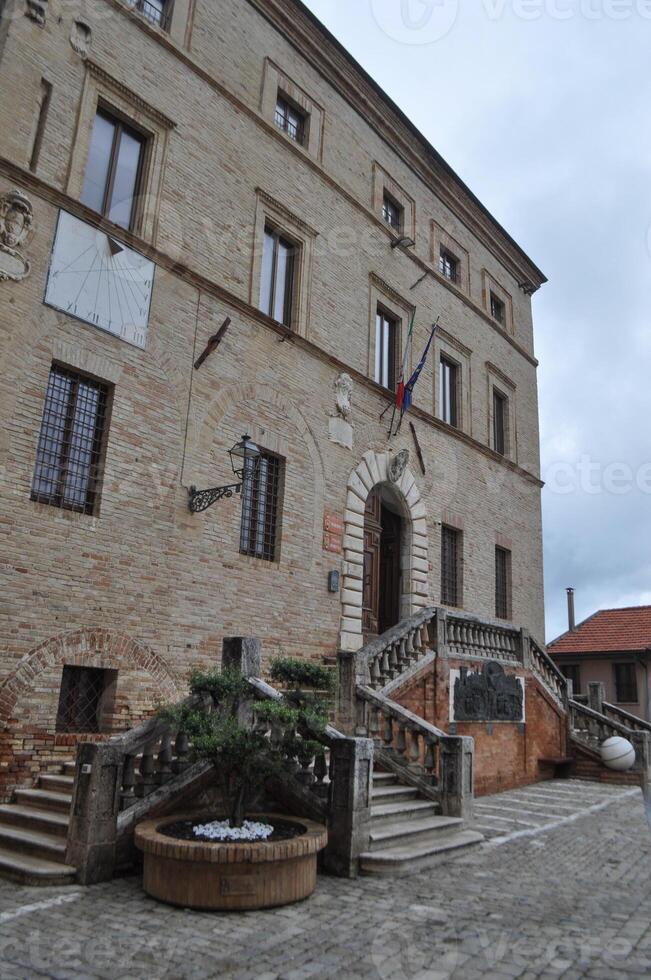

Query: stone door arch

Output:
[339, 451, 430, 652]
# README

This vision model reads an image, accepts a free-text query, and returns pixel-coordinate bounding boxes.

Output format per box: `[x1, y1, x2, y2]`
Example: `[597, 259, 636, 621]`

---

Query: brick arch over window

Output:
[339, 451, 430, 653]
[0, 628, 180, 727]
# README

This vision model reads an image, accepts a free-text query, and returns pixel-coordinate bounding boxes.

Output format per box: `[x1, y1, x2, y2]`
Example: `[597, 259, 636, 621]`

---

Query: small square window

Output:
[375, 308, 398, 391]
[441, 526, 462, 607]
[440, 356, 459, 428]
[439, 248, 459, 284]
[490, 292, 506, 325]
[56, 665, 117, 734]
[260, 225, 299, 328]
[275, 95, 307, 145]
[31, 365, 111, 516]
[495, 546, 512, 620]
[240, 452, 284, 562]
[382, 192, 403, 232]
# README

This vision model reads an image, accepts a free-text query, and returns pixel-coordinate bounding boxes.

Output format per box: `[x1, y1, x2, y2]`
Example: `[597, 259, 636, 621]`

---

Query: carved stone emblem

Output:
[453, 662, 524, 723]
[0, 190, 34, 283]
[388, 449, 410, 484]
[25, 0, 47, 26]
[70, 20, 92, 58]
[333, 372, 353, 421]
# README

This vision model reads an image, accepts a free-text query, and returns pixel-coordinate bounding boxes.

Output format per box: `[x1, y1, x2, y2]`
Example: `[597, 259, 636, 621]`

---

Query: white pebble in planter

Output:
[601, 736, 635, 771]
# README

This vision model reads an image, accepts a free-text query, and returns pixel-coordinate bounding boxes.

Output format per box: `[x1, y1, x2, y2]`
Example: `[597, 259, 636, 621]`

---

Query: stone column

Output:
[439, 735, 474, 821]
[323, 737, 373, 878]
[222, 637, 261, 678]
[588, 681, 605, 714]
[65, 742, 124, 885]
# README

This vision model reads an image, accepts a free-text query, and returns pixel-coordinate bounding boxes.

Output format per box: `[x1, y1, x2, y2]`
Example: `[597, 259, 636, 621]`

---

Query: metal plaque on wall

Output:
[450, 662, 525, 723]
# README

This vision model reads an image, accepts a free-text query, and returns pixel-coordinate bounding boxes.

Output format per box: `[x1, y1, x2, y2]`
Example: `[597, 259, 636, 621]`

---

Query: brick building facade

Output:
[0, 0, 552, 798]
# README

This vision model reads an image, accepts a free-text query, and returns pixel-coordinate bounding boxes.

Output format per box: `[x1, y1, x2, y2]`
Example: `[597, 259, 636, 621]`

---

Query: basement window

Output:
[55, 665, 117, 734]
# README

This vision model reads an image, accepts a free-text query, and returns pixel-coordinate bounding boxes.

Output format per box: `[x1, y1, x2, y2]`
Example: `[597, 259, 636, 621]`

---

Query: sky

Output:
[303, 0, 651, 642]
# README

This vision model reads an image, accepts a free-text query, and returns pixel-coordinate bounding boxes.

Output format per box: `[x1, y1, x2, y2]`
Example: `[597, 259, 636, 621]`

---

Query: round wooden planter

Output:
[135, 814, 328, 911]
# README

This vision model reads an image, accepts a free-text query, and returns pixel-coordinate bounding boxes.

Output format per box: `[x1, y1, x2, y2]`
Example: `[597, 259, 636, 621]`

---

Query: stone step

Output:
[368, 814, 465, 852]
[0, 844, 77, 887]
[0, 804, 69, 838]
[0, 823, 67, 862]
[371, 799, 440, 826]
[63, 762, 77, 777]
[371, 784, 420, 805]
[372, 772, 397, 786]
[14, 788, 72, 814]
[39, 773, 74, 794]
[360, 829, 484, 876]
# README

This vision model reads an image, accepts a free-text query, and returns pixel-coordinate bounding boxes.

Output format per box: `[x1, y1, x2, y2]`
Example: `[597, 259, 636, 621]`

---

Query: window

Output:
[375, 308, 398, 390]
[441, 526, 462, 607]
[260, 226, 298, 328]
[495, 547, 512, 620]
[490, 292, 506, 325]
[81, 109, 146, 231]
[493, 389, 508, 456]
[439, 248, 459, 284]
[614, 663, 638, 704]
[240, 452, 284, 562]
[127, 0, 169, 28]
[561, 664, 581, 696]
[439, 356, 459, 427]
[31, 365, 110, 516]
[382, 192, 403, 232]
[56, 665, 117, 734]
[275, 94, 307, 145]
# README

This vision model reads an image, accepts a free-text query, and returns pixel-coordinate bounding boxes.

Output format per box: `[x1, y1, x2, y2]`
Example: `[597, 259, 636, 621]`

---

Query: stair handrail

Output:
[528, 635, 568, 706]
[353, 606, 439, 690]
[601, 701, 651, 734]
[569, 697, 634, 741]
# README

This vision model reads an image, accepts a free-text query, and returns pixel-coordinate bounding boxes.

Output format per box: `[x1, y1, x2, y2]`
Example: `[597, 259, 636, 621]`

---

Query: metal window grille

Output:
[275, 96, 306, 144]
[56, 665, 114, 734]
[127, 0, 170, 28]
[440, 356, 459, 427]
[490, 292, 506, 324]
[240, 452, 283, 562]
[614, 663, 638, 703]
[493, 389, 508, 456]
[441, 526, 461, 607]
[31, 365, 110, 515]
[382, 194, 402, 231]
[439, 249, 459, 283]
[495, 547, 511, 620]
[375, 309, 398, 391]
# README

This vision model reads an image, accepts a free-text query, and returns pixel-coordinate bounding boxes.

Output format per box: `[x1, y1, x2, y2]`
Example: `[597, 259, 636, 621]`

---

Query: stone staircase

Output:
[0, 762, 76, 885]
[359, 769, 483, 875]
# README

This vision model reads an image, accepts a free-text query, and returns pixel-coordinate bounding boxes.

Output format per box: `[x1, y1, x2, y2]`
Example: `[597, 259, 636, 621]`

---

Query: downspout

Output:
[640, 650, 651, 724]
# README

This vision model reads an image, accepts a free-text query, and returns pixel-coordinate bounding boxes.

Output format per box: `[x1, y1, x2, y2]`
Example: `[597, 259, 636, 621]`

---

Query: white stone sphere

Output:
[600, 736, 636, 772]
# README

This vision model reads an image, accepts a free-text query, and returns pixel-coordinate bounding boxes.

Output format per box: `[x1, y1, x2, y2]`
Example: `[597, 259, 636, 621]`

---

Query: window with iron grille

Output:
[493, 388, 508, 456]
[375, 308, 398, 391]
[439, 356, 459, 427]
[31, 365, 111, 515]
[127, 0, 170, 29]
[81, 108, 147, 231]
[495, 546, 512, 620]
[240, 452, 284, 562]
[614, 662, 638, 703]
[260, 225, 298, 329]
[441, 526, 462, 607]
[56, 665, 117, 734]
[561, 664, 581, 695]
[274, 95, 307, 145]
[439, 248, 459, 284]
[490, 291, 506, 325]
[382, 192, 403, 232]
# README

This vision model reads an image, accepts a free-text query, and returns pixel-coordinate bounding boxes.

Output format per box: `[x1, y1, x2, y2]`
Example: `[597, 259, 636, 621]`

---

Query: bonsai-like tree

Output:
[160, 657, 334, 828]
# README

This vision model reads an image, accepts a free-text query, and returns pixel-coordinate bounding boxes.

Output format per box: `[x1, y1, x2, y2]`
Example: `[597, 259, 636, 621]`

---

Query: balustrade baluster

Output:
[120, 754, 136, 810]
[173, 731, 190, 774]
[370, 656, 381, 688]
[388, 643, 398, 678]
[380, 648, 391, 683]
[405, 631, 416, 663]
[424, 738, 436, 775]
[396, 722, 408, 762]
[398, 637, 408, 670]
[138, 748, 156, 798]
[408, 729, 421, 771]
[156, 733, 173, 784]
[368, 706, 381, 743]
[314, 750, 327, 785]
[382, 712, 393, 750]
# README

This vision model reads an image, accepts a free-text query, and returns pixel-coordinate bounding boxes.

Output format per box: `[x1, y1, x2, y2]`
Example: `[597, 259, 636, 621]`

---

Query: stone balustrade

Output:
[602, 701, 651, 735]
[445, 613, 522, 663]
[569, 698, 634, 749]
[527, 636, 568, 706]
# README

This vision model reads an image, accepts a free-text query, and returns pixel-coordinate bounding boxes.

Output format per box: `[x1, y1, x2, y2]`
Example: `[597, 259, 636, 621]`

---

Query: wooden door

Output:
[362, 489, 382, 637]
[379, 506, 401, 634]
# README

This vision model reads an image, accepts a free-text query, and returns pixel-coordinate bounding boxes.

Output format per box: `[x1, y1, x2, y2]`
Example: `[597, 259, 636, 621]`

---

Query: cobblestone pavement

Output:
[0, 781, 650, 980]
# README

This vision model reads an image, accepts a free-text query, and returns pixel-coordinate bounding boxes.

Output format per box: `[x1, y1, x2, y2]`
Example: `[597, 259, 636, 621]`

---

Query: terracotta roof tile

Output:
[549, 606, 651, 655]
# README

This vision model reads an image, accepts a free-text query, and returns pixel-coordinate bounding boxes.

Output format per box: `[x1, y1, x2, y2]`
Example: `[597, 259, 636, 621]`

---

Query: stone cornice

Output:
[86, 60, 177, 130]
[0, 159, 544, 491]
[247, 0, 547, 292]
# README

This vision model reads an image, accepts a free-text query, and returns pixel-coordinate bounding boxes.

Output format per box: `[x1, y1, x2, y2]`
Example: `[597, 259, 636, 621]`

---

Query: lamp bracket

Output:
[188, 482, 243, 514]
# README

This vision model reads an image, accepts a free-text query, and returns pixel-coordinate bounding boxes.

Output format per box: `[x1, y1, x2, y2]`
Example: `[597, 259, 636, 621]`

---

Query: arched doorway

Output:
[362, 486, 403, 638]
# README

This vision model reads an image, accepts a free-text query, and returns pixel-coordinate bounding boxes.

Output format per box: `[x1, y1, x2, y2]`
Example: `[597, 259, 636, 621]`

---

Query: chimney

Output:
[566, 587, 576, 632]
